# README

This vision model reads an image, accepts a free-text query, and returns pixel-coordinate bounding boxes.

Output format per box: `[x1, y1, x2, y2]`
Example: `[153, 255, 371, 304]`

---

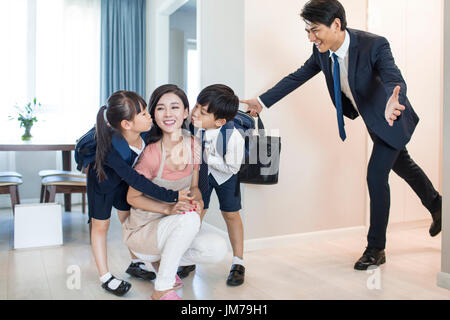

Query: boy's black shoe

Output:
[226, 264, 245, 286]
[354, 248, 386, 271]
[429, 208, 442, 237]
[126, 262, 156, 280]
[101, 276, 132, 296]
[177, 265, 196, 279]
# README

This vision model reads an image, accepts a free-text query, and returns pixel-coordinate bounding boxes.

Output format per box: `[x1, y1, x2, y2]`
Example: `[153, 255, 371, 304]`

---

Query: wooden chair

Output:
[38, 170, 86, 179]
[41, 175, 87, 213]
[0, 173, 23, 214]
[39, 170, 86, 203]
[0, 172, 23, 178]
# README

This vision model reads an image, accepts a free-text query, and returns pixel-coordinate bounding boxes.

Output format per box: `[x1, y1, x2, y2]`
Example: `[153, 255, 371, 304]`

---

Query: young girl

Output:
[89, 90, 194, 296]
[123, 85, 227, 300]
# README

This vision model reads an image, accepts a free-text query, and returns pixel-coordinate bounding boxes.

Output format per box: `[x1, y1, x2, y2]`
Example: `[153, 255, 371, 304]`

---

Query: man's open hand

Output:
[385, 86, 406, 127]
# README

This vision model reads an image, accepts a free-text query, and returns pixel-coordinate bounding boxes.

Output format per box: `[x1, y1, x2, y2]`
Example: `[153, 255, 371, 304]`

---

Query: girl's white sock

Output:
[100, 272, 121, 290]
[232, 256, 244, 267]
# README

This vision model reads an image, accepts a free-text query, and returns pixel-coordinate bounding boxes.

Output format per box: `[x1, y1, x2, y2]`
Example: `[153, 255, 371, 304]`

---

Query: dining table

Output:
[0, 120, 84, 212]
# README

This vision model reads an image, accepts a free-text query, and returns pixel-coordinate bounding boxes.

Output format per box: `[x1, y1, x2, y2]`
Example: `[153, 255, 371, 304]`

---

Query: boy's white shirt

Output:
[202, 126, 245, 185]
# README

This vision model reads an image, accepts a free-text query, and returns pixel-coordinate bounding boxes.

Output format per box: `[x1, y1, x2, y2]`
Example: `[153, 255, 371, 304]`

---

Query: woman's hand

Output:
[189, 187, 204, 213]
[192, 199, 204, 215]
[165, 201, 196, 215]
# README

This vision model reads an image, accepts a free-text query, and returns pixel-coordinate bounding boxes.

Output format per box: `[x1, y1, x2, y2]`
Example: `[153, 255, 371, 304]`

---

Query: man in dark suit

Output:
[241, 0, 442, 270]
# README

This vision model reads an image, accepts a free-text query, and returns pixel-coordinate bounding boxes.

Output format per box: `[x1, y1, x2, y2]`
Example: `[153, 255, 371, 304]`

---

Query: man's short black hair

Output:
[196, 84, 239, 122]
[300, 0, 347, 31]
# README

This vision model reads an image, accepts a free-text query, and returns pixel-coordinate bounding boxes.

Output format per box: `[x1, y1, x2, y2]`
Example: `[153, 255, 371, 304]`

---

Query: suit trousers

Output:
[366, 131, 441, 249]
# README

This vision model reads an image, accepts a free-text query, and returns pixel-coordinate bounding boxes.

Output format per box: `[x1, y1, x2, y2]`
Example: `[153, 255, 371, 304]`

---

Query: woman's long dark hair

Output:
[147, 84, 190, 145]
[95, 90, 147, 182]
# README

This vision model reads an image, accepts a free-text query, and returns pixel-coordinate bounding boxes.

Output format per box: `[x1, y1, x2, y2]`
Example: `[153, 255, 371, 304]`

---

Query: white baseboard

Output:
[243, 226, 366, 252]
[437, 272, 450, 291]
[202, 222, 366, 253]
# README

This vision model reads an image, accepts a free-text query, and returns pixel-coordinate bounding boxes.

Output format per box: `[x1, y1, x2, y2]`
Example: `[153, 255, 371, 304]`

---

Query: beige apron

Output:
[122, 133, 194, 255]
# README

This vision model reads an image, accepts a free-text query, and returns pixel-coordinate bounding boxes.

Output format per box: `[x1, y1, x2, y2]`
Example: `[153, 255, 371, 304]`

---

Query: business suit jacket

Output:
[259, 28, 419, 150]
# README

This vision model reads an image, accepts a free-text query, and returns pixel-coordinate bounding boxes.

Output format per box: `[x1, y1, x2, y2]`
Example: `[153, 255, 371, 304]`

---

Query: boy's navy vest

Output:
[189, 111, 256, 196]
[189, 110, 255, 159]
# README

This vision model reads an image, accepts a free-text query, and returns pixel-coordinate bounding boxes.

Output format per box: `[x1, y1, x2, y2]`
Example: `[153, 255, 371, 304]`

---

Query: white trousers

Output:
[131, 212, 228, 291]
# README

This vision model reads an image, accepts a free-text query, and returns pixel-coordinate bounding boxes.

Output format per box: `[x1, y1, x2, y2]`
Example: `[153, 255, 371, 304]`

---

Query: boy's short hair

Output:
[300, 0, 347, 31]
[197, 84, 239, 122]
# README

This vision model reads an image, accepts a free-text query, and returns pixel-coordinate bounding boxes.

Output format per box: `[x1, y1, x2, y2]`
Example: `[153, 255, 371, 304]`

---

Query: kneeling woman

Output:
[123, 85, 227, 300]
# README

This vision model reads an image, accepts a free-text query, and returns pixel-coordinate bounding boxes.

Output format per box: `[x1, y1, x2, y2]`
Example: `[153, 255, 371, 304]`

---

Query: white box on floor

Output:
[14, 203, 63, 249]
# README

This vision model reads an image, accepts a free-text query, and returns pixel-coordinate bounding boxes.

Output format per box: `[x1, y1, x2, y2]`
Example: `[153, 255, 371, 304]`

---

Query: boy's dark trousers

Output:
[366, 131, 441, 250]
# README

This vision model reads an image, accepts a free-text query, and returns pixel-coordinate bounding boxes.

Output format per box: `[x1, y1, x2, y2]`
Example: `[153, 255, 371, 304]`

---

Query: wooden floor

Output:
[0, 205, 449, 300]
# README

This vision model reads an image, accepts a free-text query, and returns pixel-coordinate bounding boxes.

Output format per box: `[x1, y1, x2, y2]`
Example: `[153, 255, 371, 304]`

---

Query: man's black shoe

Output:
[126, 262, 156, 281]
[354, 248, 386, 271]
[101, 276, 132, 296]
[177, 265, 196, 279]
[226, 264, 245, 286]
[429, 209, 442, 237]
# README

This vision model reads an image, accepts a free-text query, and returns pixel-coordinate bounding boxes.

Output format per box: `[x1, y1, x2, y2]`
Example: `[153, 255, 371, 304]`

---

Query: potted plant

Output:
[12, 98, 41, 141]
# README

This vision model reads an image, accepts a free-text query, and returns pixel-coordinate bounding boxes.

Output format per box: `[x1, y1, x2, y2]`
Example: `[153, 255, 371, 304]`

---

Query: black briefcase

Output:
[238, 114, 281, 185]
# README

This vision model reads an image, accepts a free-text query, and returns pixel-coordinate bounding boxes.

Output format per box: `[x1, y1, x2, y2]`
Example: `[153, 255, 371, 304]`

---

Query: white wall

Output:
[147, 0, 170, 99]
[242, 0, 368, 240]
[367, 0, 443, 223]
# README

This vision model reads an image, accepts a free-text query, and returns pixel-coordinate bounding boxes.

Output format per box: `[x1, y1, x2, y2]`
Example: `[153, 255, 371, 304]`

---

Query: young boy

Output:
[178, 84, 246, 286]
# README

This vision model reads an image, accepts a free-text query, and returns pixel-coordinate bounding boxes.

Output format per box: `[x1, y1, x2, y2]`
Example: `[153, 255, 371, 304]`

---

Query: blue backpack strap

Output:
[216, 121, 235, 158]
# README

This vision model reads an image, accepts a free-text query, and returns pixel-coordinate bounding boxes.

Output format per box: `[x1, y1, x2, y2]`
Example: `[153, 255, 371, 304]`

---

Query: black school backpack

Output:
[75, 127, 96, 172]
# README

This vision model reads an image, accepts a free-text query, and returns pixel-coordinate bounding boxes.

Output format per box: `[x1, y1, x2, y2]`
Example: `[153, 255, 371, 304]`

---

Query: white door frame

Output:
[152, 0, 200, 94]
[438, 0, 450, 292]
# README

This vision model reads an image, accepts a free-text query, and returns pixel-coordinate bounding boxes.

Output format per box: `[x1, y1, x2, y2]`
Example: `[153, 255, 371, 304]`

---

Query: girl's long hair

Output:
[147, 84, 190, 145]
[95, 90, 147, 182]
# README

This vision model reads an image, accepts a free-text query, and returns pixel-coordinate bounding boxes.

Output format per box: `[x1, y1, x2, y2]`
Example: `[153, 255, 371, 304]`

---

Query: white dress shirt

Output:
[203, 126, 245, 185]
[330, 30, 359, 113]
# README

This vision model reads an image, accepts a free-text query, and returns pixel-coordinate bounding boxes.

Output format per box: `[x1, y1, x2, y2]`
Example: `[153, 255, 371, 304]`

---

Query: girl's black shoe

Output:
[101, 276, 132, 296]
[126, 262, 156, 280]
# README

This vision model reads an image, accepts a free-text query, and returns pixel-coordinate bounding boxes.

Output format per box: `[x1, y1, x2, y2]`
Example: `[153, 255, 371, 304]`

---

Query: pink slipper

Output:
[153, 290, 181, 300]
[173, 274, 183, 289]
